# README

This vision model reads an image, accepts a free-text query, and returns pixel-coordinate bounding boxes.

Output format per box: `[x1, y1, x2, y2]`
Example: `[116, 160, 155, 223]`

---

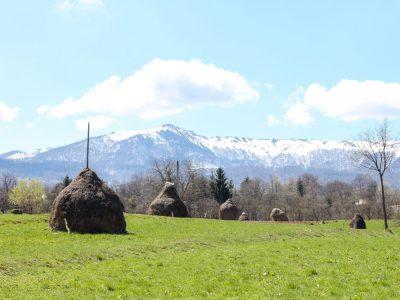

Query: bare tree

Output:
[353, 119, 399, 229]
[118, 160, 214, 217]
[0, 172, 17, 194]
[325, 180, 354, 219]
[178, 161, 199, 200]
[352, 174, 378, 219]
[152, 159, 200, 198]
[152, 159, 176, 182]
[0, 172, 17, 212]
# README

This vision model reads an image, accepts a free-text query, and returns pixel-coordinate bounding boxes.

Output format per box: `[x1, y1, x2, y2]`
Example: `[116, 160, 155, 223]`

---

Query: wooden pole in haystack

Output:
[86, 122, 90, 169]
[176, 160, 180, 196]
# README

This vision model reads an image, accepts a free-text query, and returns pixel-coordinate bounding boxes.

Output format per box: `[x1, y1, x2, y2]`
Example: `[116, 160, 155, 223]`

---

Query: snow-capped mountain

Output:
[1, 124, 399, 185]
[0, 150, 28, 160]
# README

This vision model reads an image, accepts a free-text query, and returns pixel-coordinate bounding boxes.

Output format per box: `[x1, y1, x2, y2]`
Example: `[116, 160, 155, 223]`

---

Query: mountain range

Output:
[1, 124, 399, 186]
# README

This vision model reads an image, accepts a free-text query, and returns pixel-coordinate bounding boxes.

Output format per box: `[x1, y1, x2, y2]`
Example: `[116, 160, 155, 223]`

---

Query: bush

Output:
[9, 180, 47, 214]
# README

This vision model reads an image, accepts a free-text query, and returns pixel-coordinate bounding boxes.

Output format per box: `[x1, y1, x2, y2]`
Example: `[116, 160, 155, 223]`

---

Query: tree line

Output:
[2, 161, 399, 222]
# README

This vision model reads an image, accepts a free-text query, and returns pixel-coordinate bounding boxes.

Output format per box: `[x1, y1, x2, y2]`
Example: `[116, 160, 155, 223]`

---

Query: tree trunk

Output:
[379, 174, 389, 230]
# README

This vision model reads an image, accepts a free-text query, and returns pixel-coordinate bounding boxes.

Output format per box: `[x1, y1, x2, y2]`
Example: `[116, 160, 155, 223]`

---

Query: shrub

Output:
[9, 180, 46, 214]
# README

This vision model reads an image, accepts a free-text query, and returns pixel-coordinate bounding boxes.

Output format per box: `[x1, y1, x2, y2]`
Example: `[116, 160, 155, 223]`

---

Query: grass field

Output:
[0, 214, 399, 299]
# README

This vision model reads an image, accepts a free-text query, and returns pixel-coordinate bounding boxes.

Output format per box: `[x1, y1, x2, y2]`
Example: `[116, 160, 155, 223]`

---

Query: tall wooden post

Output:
[86, 122, 90, 169]
[176, 160, 180, 196]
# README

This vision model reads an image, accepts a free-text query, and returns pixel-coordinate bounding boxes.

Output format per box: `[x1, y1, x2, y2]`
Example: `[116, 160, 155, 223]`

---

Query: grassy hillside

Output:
[0, 214, 399, 299]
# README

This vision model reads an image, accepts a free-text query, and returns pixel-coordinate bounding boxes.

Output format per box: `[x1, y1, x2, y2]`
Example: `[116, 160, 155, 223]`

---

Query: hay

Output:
[147, 182, 189, 217]
[270, 208, 289, 222]
[219, 199, 239, 220]
[49, 168, 126, 234]
[349, 214, 366, 229]
[238, 211, 249, 221]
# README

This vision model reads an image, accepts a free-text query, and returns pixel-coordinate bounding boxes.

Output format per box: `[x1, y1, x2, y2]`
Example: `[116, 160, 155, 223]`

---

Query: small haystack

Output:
[147, 182, 189, 217]
[219, 199, 239, 220]
[349, 214, 366, 229]
[239, 211, 249, 221]
[270, 208, 289, 222]
[49, 168, 126, 234]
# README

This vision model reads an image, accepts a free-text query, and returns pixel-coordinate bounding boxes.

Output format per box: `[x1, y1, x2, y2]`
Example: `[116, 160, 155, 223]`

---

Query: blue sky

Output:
[1, 0, 400, 153]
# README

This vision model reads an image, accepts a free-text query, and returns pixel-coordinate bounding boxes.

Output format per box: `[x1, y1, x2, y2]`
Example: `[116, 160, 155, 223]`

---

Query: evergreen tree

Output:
[63, 175, 72, 188]
[210, 167, 234, 204]
[243, 176, 250, 184]
[297, 178, 305, 197]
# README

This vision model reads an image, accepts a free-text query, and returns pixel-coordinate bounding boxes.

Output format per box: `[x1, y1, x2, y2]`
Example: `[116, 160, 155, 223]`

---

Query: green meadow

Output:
[0, 214, 399, 299]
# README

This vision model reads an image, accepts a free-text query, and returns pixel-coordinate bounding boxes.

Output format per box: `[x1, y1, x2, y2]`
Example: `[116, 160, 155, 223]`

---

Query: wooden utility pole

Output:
[176, 160, 180, 196]
[86, 122, 90, 169]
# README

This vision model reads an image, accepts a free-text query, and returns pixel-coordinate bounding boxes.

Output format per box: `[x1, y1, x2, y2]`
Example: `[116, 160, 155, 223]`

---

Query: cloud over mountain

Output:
[285, 80, 400, 124]
[38, 59, 259, 121]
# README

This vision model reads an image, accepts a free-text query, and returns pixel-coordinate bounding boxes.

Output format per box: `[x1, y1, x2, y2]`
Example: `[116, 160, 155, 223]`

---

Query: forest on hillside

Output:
[1, 159, 400, 222]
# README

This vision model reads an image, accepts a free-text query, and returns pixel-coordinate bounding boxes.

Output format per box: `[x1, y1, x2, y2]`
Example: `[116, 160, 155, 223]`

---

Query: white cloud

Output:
[36, 105, 50, 117]
[265, 83, 275, 90]
[26, 122, 35, 129]
[0, 101, 18, 122]
[267, 114, 279, 126]
[75, 115, 117, 131]
[55, 0, 104, 12]
[285, 102, 313, 125]
[39, 58, 259, 120]
[285, 80, 400, 124]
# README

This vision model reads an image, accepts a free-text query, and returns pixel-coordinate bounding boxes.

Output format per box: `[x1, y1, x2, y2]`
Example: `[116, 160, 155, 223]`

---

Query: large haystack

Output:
[239, 211, 249, 221]
[270, 208, 289, 222]
[49, 168, 126, 234]
[349, 214, 366, 229]
[219, 199, 239, 220]
[147, 182, 189, 217]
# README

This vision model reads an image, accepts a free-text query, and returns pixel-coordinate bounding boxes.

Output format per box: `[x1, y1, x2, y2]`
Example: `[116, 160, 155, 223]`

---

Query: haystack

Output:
[270, 208, 289, 222]
[219, 199, 239, 220]
[239, 211, 249, 221]
[349, 214, 366, 229]
[49, 168, 126, 234]
[147, 182, 189, 217]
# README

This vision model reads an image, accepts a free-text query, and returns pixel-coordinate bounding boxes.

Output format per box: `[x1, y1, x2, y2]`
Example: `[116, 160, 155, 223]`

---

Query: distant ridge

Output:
[0, 150, 27, 160]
